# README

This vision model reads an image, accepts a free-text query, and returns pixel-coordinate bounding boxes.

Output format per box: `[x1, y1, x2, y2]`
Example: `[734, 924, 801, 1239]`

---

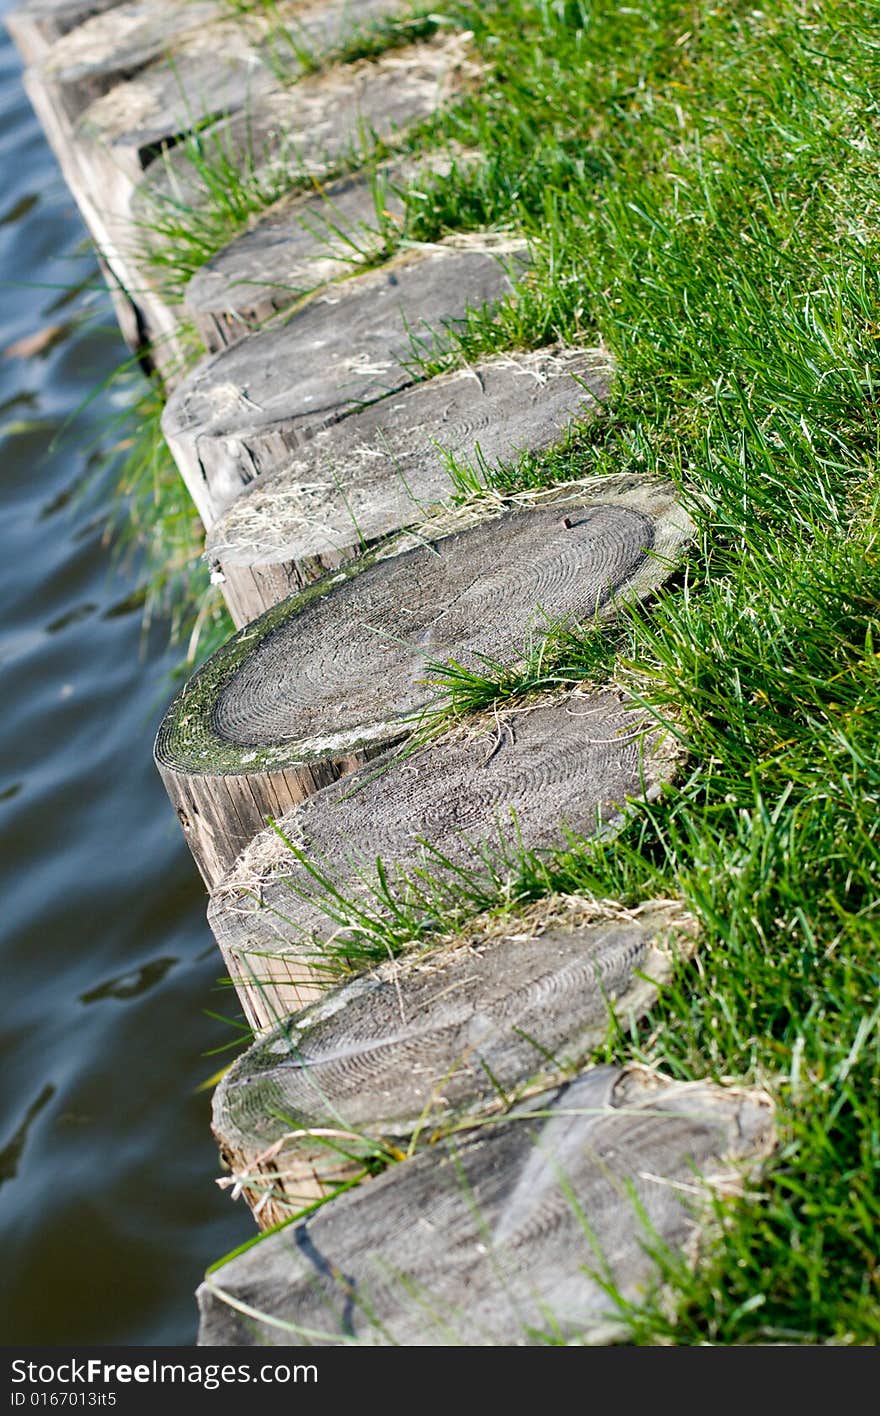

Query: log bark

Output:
[185, 149, 467, 353]
[206, 350, 618, 626]
[212, 898, 698, 1224]
[156, 483, 691, 891]
[206, 688, 682, 1030]
[163, 234, 524, 526]
[198, 1065, 775, 1344]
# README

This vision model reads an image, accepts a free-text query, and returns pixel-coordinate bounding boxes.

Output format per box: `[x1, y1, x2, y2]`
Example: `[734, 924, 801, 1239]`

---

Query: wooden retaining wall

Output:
[9, 0, 775, 1346]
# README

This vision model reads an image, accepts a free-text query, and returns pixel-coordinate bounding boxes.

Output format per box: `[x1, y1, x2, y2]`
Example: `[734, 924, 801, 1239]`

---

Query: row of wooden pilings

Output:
[10, 0, 775, 1346]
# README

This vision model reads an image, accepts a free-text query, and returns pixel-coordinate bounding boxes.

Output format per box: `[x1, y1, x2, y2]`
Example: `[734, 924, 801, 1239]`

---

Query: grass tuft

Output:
[105, 372, 234, 666]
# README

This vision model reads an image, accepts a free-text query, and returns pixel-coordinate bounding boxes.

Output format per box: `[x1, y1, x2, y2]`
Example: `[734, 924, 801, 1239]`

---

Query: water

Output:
[0, 7, 251, 1344]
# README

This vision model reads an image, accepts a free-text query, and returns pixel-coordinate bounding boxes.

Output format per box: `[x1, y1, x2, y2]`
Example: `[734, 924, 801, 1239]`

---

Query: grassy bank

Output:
[137, 0, 879, 1341]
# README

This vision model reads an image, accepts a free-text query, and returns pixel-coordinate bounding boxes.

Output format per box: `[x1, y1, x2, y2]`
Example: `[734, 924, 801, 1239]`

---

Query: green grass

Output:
[106, 371, 233, 667]
[138, 2, 460, 300]
[260, 1, 445, 80]
[175, 0, 880, 1345]
[115, 0, 880, 1343]
[220, 0, 443, 76]
[139, 132, 421, 303]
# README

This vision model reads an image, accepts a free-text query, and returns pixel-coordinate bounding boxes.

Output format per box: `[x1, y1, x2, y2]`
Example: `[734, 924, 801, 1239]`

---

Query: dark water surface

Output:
[0, 7, 250, 1344]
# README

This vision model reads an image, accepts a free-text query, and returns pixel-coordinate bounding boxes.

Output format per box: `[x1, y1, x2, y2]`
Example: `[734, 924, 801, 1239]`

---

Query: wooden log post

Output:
[26, 1, 224, 128]
[163, 233, 524, 526]
[68, 0, 416, 368]
[184, 149, 470, 353]
[17, 3, 432, 370]
[206, 688, 683, 1030]
[155, 482, 692, 891]
[199, 1065, 775, 1345]
[6, 0, 128, 66]
[19, 0, 228, 365]
[12, 0, 778, 1354]
[205, 350, 617, 625]
[212, 897, 699, 1226]
[133, 30, 479, 245]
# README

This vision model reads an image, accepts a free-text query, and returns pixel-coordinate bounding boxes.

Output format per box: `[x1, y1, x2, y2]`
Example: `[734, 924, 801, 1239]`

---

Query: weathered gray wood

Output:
[33, 0, 223, 123]
[185, 150, 466, 353]
[20, 58, 147, 351]
[157, 483, 691, 890]
[45, 1, 279, 368]
[136, 33, 476, 223]
[5, 0, 125, 66]
[21, 3, 418, 371]
[76, 0, 412, 188]
[213, 899, 698, 1224]
[133, 27, 475, 374]
[206, 350, 616, 623]
[74, 62, 432, 373]
[18, 0, 223, 366]
[206, 690, 681, 1030]
[163, 236, 524, 525]
[198, 1066, 775, 1345]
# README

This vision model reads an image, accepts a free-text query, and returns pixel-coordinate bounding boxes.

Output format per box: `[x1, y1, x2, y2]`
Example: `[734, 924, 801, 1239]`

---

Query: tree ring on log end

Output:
[206, 687, 684, 1030]
[205, 347, 617, 625]
[156, 479, 692, 890]
[162, 233, 525, 526]
[212, 896, 699, 1225]
[184, 148, 470, 354]
[199, 1065, 775, 1344]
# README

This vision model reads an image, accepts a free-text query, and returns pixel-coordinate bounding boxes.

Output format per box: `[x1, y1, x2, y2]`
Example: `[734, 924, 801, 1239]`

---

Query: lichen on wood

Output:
[156, 480, 692, 891]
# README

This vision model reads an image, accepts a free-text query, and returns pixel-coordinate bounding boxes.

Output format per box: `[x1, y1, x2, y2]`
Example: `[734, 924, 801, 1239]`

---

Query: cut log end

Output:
[184, 149, 468, 353]
[158, 483, 691, 890]
[6, 1, 125, 65]
[205, 347, 619, 625]
[136, 31, 479, 230]
[207, 688, 684, 1030]
[212, 896, 699, 1227]
[199, 1065, 775, 1345]
[163, 234, 523, 526]
[35, 1, 223, 122]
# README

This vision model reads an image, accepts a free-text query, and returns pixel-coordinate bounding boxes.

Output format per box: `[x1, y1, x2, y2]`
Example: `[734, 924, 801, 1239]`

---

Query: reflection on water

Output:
[0, 3, 250, 1345]
[0, 1086, 55, 1189]
[79, 958, 177, 1005]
